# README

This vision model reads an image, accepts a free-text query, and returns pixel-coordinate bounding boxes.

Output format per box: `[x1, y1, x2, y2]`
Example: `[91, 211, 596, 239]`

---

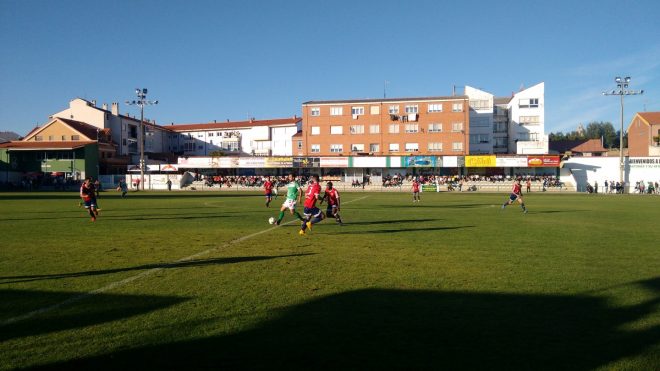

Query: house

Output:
[549, 139, 608, 157]
[627, 112, 660, 156]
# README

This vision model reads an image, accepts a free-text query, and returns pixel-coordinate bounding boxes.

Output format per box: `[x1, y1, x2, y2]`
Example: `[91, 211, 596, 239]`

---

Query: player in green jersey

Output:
[274, 173, 305, 225]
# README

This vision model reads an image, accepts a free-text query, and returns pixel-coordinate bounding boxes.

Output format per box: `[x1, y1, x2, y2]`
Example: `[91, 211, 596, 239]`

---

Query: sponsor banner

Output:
[293, 157, 320, 168]
[211, 157, 239, 168]
[389, 156, 402, 168]
[352, 156, 387, 168]
[177, 157, 212, 167]
[404, 155, 438, 167]
[496, 157, 528, 167]
[160, 164, 178, 172]
[465, 155, 496, 167]
[320, 157, 349, 168]
[238, 157, 266, 168]
[527, 155, 560, 167]
[628, 157, 660, 168]
[442, 156, 464, 168]
[265, 157, 293, 168]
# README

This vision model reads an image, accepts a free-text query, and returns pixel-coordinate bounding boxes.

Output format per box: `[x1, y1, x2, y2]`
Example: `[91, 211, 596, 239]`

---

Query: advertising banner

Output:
[238, 157, 266, 168]
[211, 157, 239, 168]
[160, 164, 178, 172]
[628, 157, 660, 169]
[265, 157, 293, 168]
[320, 157, 349, 168]
[465, 155, 496, 167]
[495, 157, 528, 167]
[404, 155, 438, 167]
[527, 155, 560, 167]
[293, 157, 320, 168]
[352, 156, 387, 168]
[442, 156, 464, 168]
[177, 157, 212, 167]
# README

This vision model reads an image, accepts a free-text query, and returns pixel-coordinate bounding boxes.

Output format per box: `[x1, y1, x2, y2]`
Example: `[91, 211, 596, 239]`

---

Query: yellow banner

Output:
[465, 155, 496, 167]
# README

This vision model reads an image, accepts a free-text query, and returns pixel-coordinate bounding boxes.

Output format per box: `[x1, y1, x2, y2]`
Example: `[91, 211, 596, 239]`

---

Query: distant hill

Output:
[0, 131, 21, 143]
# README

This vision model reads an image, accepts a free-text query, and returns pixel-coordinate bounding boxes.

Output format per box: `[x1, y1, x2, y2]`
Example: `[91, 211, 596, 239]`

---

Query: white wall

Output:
[560, 157, 660, 192]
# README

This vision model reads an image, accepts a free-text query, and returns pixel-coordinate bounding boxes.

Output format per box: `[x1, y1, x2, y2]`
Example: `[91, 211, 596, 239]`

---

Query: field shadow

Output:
[40, 279, 660, 370]
[0, 254, 315, 284]
[0, 289, 187, 342]
[342, 218, 441, 226]
[324, 225, 475, 235]
[0, 193, 261, 201]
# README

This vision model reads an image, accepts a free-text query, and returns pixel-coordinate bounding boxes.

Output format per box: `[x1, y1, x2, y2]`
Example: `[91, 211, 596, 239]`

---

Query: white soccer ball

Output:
[268, 217, 275, 225]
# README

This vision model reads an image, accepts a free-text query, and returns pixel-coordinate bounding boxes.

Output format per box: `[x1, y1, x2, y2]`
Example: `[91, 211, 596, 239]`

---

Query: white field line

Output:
[1, 195, 369, 326]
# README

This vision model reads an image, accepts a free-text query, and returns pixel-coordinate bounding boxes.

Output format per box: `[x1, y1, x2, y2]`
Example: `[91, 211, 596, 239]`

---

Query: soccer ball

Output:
[268, 217, 275, 225]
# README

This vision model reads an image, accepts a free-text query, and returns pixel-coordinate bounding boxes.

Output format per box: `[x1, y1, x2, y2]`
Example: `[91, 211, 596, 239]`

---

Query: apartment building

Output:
[299, 96, 470, 157]
[166, 117, 301, 157]
[628, 112, 660, 156]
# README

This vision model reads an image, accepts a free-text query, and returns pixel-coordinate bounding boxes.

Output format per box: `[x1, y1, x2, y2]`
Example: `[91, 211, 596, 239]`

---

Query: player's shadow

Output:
[41, 278, 660, 370]
[328, 225, 475, 235]
[344, 218, 441, 226]
[0, 289, 188, 342]
[0, 254, 315, 284]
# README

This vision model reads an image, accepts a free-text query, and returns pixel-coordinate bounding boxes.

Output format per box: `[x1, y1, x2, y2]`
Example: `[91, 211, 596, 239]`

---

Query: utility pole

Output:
[126, 88, 158, 191]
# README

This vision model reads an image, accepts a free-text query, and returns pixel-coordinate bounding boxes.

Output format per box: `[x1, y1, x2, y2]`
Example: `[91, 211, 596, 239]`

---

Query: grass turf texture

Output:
[1, 191, 659, 370]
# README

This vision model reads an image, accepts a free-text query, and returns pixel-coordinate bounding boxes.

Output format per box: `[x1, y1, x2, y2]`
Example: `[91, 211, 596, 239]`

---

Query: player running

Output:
[411, 178, 421, 203]
[299, 175, 325, 235]
[501, 178, 528, 214]
[80, 177, 100, 221]
[274, 173, 305, 225]
[320, 181, 343, 225]
[264, 176, 274, 207]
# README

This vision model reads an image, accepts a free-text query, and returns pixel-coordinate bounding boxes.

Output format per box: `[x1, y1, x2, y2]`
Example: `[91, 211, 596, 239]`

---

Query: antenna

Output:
[384, 80, 390, 99]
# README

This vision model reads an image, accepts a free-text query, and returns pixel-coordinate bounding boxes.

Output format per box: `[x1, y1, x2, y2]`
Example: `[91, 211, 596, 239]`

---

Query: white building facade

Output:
[508, 82, 548, 154]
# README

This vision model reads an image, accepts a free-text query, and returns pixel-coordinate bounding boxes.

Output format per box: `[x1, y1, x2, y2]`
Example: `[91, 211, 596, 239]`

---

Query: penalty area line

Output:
[1, 195, 369, 326]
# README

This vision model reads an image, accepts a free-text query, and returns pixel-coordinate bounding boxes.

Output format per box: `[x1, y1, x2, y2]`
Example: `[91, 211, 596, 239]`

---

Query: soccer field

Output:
[1, 191, 659, 370]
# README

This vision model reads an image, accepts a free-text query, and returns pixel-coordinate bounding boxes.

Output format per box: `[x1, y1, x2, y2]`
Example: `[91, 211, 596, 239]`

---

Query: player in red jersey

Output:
[320, 181, 343, 225]
[80, 178, 99, 221]
[502, 178, 528, 213]
[411, 178, 421, 202]
[299, 175, 325, 235]
[263, 176, 274, 207]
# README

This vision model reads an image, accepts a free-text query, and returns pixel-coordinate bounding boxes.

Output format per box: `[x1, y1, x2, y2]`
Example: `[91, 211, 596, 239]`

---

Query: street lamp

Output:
[603, 76, 643, 192]
[126, 88, 158, 191]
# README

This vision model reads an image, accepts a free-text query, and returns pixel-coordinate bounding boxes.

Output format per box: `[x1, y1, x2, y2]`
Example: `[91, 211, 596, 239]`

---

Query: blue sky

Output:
[1, 0, 658, 136]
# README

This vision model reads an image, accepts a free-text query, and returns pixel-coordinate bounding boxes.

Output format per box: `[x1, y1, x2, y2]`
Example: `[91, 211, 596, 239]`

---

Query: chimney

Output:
[91, 100, 97, 106]
[111, 102, 119, 116]
[293, 114, 297, 119]
[102, 103, 108, 111]
[250, 117, 255, 123]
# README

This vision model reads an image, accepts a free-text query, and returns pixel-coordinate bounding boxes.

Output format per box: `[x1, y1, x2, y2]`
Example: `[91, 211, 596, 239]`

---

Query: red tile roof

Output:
[638, 112, 660, 125]
[166, 117, 301, 132]
[0, 141, 95, 150]
[549, 139, 608, 154]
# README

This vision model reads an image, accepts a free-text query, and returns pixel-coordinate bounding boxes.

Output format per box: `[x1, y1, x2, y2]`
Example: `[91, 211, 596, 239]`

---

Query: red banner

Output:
[527, 155, 560, 167]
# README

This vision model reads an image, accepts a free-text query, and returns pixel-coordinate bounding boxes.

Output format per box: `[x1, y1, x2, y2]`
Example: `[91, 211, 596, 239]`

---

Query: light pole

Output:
[603, 77, 643, 192]
[126, 88, 158, 191]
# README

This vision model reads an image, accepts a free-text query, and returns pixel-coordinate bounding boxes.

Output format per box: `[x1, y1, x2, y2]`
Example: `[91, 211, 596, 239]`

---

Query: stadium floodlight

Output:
[126, 88, 158, 191]
[603, 76, 644, 192]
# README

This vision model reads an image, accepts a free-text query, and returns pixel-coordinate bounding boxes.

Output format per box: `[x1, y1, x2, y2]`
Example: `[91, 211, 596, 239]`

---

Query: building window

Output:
[452, 103, 463, 112]
[519, 98, 539, 108]
[470, 134, 490, 144]
[388, 124, 400, 134]
[311, 144, 320, 153]
[519, 116, 540, 124]
[330, 126, 343, 135]
[209, 132, 214, 137]
[297, 141, 303, 150]
[331, 107, 343, 116]
[350, 125, 364, 134]
[428, 123, 443, 133]
[48, 135, 54, 141]
[428, 103, 443, 112]
[405, 123, 419, 133]
[369, 124, 380, 134]
[71, 135, 80, 141]
[405, 105, 418, 114]
[351, 106, 364, 116]
[351, 144, 364, 152]
[388, 105, 399, 114]
[452, 122, 464, 132]
[405, 143, 419, 152]
[61, 135, 67, 141]
[330, 144, 343, 153]
[369, 143, 379, 152]
[428, 142, 443, 152]
[469, 100, 491, 110]
[389, 143, 399, 152]
[197, 133, 204, 138]
[452, 142, 463, 151]
[35, 136, 43, 141]
[370, 106, 380, 115]
[311, 126, 320, 135]
[311, 107, 320, 116]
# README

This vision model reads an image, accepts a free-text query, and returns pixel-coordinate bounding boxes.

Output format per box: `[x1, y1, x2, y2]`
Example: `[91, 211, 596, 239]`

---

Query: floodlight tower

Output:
[603, 77, 643, 192]
[126, 88, 158, 191]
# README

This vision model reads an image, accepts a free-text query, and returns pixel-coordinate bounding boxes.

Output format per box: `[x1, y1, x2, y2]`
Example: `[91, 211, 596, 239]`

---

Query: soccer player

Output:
[300, 175, 325, 235]
[275, 173, 304, 225]
[502, 178, 528, 213]
[80, 178, 99, 221]
[264, 176, 274, 207]
[320, 181, 343, 225]
[411, 178, 421, 202]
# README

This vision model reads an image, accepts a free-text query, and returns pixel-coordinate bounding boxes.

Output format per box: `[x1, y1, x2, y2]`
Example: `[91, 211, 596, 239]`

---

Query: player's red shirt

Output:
[512, 182, 522, 195]
[304, 182, 321, 208]
[264, 180, 273, 194]
[325, 187, 340, 206]
[80, 183, 93, 201]
[412, 181, 420, 192]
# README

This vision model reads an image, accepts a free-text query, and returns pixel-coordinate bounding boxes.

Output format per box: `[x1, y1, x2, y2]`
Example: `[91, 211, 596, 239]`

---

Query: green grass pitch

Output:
[1, 191, 659, 370]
